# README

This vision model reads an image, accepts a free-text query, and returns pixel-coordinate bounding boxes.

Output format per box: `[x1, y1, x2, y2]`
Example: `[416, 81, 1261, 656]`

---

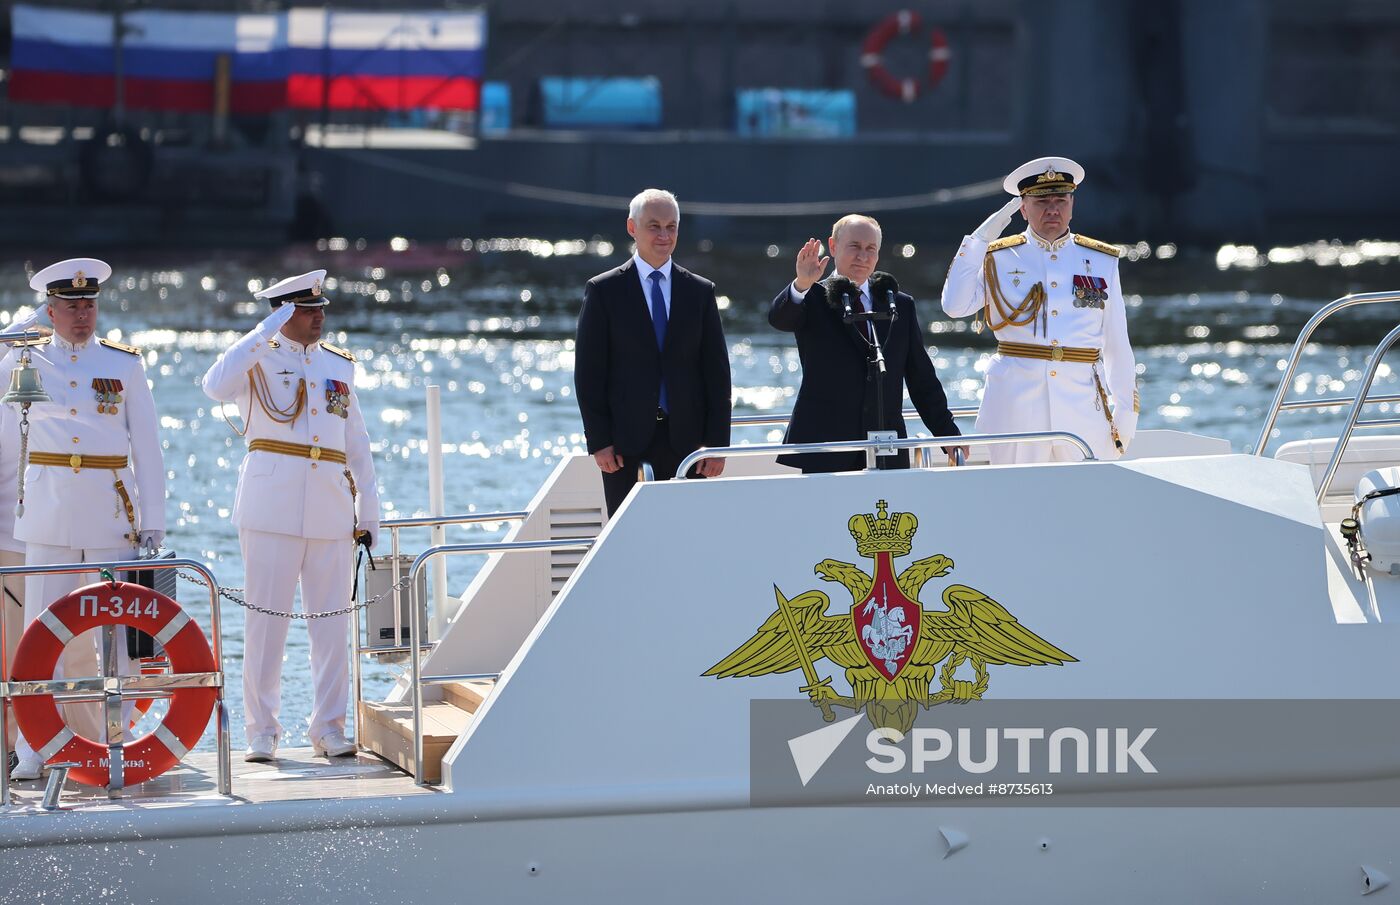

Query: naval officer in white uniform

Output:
[3, 259, 165, 781]
[202, 270, 379, 762]
[941, 156, 1138, 464]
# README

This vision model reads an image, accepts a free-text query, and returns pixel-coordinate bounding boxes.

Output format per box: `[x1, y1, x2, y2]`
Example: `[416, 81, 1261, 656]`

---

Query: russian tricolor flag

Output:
[286, 9, 486, 111]
[9, 5, 287, 114]
[8, 6, 486, 114]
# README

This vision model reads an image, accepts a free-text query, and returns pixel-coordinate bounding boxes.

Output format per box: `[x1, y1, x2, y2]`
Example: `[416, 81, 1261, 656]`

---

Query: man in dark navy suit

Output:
[770, 214, 964, 474]
[575, 189, 732, 515]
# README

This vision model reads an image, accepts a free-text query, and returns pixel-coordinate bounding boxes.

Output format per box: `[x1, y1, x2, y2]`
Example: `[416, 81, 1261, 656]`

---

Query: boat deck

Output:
[2, 747, 433, 816]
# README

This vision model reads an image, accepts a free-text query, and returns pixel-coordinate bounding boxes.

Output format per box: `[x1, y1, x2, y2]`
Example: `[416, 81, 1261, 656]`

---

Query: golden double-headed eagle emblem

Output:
[706, 500, 1076, 733]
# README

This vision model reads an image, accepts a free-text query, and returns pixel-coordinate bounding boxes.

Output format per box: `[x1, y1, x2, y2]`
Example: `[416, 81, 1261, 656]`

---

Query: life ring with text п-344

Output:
[11, 581, 216, 787]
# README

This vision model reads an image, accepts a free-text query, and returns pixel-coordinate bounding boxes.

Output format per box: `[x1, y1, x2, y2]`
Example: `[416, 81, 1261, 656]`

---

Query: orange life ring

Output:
[11, 581, 216, 787]
[860, 11, 951, 103]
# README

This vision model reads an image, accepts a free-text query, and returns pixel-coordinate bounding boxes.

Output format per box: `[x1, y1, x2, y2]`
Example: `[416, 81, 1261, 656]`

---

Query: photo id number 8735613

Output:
[78, 594, 160, 620]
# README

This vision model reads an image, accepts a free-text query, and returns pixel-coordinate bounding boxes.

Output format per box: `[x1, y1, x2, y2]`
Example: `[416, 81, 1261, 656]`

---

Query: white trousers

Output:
[239, 529, 352, 744]
[14, 542, 136, 761]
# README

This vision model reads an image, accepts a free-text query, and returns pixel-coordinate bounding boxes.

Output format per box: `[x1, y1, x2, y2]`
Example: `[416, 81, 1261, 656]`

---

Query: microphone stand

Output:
[844, 278, 898, 469]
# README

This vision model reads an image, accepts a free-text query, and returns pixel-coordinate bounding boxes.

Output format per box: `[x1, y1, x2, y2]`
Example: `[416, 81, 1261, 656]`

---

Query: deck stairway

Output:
[358, 680, 493, 783]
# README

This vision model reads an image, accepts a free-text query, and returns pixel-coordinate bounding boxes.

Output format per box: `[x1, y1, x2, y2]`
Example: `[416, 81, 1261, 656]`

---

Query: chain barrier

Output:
[176, 570, 415, 620]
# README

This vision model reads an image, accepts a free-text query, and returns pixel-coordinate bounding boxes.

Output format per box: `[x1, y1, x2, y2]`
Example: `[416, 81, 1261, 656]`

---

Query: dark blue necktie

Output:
[648, 270, 669, 412]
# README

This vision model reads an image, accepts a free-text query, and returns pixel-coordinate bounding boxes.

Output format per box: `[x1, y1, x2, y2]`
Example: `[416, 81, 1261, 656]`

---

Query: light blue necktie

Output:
[648, 270, 669, 413]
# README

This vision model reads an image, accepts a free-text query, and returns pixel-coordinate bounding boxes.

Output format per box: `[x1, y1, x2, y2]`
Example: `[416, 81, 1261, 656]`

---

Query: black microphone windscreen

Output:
[824, 276, 858, 310]
[869, 271, 900, 297]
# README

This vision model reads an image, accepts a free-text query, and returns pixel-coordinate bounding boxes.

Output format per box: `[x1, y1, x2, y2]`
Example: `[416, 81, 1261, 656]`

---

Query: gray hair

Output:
[628, 188, 680, 222]
[831, 213, 882, 245]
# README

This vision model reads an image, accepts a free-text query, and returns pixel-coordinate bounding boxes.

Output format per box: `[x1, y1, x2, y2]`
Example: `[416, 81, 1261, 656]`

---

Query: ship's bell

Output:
[1, 355, 51, 406]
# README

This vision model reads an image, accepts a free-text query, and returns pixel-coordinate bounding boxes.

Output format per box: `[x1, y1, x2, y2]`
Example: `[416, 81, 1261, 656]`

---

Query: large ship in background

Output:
[0, 0, 1396, 249]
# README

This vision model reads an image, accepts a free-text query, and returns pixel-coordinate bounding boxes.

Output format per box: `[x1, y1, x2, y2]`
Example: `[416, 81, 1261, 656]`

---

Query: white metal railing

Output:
[404, 538, 594, 786]
[729, 405, 979, 428]
[350, 510, 530, 741]
[0, 558, 228, 808]
[1312, 321, 1400, 503]
[1254, 290, 1400, 457]
[675, 430, 1095, 476]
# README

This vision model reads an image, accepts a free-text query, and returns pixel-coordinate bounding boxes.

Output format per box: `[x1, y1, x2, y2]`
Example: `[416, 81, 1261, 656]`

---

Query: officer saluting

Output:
[202, 270, 379, 763]
[941, 157, 1138, 464]
[3, 258, 165, 781]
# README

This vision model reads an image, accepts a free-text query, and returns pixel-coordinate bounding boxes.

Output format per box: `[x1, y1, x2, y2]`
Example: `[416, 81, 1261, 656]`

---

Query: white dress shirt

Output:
[633, 253, 673, 321]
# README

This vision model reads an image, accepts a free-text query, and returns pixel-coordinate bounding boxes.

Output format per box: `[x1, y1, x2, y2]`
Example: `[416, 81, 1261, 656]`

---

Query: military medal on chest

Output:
[1072, 273, 1109, 309]
[325, 379, 350, 418]
[92, 377, 123, 414]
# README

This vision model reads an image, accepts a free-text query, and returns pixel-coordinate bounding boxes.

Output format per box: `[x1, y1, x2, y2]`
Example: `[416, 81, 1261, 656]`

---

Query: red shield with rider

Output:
[851, 550, 920, 681]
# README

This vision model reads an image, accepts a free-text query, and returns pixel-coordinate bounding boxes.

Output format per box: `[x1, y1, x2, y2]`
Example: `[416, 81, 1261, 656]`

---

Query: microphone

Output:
[869, 272, 899, 322]
[826, 276, 859, 321]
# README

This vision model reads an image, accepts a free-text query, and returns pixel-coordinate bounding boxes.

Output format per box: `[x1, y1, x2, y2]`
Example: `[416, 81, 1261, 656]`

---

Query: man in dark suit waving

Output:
[770, 214, 963, 473]
[576, 189, 732, 515]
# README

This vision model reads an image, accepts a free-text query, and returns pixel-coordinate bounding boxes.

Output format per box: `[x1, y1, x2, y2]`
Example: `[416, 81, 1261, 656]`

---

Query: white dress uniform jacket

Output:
[941, 229, 1138, 463]
[0, 335, 165, 546]
[201, 310, 379, 541]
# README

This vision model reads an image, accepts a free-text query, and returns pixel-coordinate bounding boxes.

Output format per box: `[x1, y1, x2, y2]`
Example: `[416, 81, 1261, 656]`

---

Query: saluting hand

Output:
[793, 238, 830, 294]
[260, 302, 298, 334]
[973, 197, 1024, 242]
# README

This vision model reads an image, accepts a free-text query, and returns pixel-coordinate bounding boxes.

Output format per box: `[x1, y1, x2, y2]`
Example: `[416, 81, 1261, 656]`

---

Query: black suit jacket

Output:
[769, 277, 959, 473]
[575, 259, 731, 457]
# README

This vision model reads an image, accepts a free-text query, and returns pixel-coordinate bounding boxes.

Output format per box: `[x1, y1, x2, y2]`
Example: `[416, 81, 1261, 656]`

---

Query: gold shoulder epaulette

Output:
[1074, 235, 1122, 258]
[99, 338, 141, 356]
[321, 341, 354, 362]
[987, 235, 1027, 253]
[13, 335, 52, 348]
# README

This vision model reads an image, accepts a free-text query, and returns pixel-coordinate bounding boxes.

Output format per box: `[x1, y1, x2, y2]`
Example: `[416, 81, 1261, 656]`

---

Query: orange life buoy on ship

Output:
[861, 11, 952, 103]
[10, 581, 216, 787]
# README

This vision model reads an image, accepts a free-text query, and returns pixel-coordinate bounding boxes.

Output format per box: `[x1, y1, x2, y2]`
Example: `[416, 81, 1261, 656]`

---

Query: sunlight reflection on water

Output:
[2, 243, 1397, 748]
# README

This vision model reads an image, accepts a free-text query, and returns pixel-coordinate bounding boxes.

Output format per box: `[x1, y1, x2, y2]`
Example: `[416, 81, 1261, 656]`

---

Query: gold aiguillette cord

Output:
[220, 364, 307, 437]
[981, 254, 1046, 336]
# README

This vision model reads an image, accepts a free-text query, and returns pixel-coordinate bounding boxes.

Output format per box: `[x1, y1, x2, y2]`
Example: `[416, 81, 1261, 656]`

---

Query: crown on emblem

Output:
[847, 500, 918, 557]
[1035, 166, 1062, 183]
[72, 270, 87, 288]
[311, 279, 322, 297]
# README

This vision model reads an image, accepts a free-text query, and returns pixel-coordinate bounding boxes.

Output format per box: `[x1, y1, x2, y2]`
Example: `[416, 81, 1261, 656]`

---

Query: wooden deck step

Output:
[357, 699, 473, 784]
[443, 679, 495, 713]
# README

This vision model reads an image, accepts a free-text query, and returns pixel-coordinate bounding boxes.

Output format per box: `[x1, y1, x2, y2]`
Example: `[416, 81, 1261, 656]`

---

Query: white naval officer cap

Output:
[30, 258, 112, 300]
[254, 269, 330, 308]
[1003, 156, 1086, 197]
